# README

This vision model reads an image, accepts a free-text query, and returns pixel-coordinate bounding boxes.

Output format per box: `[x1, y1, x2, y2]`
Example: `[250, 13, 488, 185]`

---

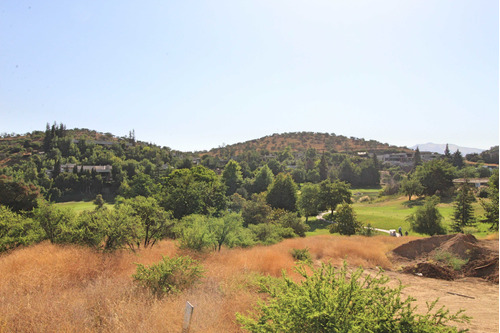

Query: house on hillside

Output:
[452, 178, 490, 188]
[377, 153, 413, 166]
[419, 151, 441, 162]
[57, 164, 113, 181]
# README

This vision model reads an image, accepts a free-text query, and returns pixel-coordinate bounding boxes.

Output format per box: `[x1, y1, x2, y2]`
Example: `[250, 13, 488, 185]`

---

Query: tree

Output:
[237, 262, 469, 332]
[481, 170, 499, 231]
[444, 143, 451, 161]
[120, 196, 174, 248]
[0, 205, 42, 252]
[297, 183, 320, 222]
[400, 176, 423, 201]
[32, 201, 75, 243]
[451, 181, 476, 232]
[274, 210, 309, 237]
[413, 147, 422, 169]
[318, 154, 328, 181]
[338, 158, 358, 186]
[209, 213, 244, 251]
[415, 160, 456, 196]
[318, 179, 351, 216]
[452, 150, 464, 169]
[74, 205, 143, 251]
[266, 173, 298, 211]
[330, 203, 362, 236]
[253, 165, 274, 194]
[406, 196, 446, 235]
[242, 194, 273, 226]
[93, 194, 105, 210]
[159, 166, 226, 219]
[0, 175, 40, 212]
[222, 160, 243, 196]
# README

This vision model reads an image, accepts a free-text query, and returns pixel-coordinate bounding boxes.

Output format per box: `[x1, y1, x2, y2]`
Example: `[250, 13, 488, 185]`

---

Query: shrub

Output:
[237, 262, 470, 332]
[290, 248, 312, 263]
[433, 250, 469, 271]
[133, 256, 204, 298]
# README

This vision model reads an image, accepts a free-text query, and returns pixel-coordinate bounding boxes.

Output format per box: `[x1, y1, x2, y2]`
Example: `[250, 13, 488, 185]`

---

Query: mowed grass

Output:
[353, 196, 490, 237]
[56, 200, 113, 213]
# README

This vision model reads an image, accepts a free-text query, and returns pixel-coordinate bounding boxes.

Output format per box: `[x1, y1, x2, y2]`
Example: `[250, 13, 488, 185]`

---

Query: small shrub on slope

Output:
[237, 262, 470, 333]
[133, 256, 204, 298]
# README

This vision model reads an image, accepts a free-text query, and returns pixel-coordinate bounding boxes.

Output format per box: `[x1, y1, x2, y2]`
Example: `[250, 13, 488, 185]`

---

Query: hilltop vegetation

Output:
[205, 131, 412, 157]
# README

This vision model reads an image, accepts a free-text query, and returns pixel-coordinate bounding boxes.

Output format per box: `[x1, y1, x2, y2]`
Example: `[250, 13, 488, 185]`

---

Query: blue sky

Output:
[1, 1, 498, 152]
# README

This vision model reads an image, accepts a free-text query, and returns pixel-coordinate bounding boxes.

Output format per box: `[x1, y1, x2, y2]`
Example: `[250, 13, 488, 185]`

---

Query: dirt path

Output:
[370, 269, 499, 333]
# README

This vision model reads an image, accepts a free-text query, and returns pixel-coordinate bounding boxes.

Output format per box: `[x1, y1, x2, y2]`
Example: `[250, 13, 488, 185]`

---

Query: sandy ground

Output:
[372, 239, 499, 333]
[379, 270, 499, 332]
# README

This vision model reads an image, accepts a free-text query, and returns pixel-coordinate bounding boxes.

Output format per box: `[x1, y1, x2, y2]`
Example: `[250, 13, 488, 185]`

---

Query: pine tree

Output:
[452, 150, 464, 168]
[319, 154, 328, 181]
[444, 144, 451, 161]
[413, 147, 422, 169]
[266, 173, 298, 211]
[451, 181, 476, 232]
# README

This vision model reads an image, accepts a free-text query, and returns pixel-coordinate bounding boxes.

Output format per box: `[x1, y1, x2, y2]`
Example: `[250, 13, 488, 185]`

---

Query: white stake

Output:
[182, 301, 194, 333]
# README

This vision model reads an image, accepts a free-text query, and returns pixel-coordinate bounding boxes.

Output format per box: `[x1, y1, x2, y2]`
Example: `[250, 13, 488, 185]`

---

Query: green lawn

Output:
[305, 217, 332, 236]
[55, 201, 113, 213]
[305, 191, 494, 238]
[353, 196, 490, 237]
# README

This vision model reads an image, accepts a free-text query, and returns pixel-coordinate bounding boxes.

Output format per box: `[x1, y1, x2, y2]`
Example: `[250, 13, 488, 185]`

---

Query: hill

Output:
[204, 132, 412, 157]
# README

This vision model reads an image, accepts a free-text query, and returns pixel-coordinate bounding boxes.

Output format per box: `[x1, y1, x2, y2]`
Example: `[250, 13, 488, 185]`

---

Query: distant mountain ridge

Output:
[411, 143, 484, 155]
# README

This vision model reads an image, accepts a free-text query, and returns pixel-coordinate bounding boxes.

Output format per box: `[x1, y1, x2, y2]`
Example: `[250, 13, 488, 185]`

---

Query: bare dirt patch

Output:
[387, 234, 499, 332]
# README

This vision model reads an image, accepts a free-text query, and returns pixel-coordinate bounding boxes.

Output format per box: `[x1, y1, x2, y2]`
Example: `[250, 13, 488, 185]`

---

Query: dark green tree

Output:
[242, 194, 272, 226]
[452, 150, 464, 169]
[451, 181, 476, 232]
[266, 173, 298, 211]
[338, 158, 359, 186]
[406, 196, 446, 235]
[413, 147, 422, 169]
[444, 143, 451, 161]
[253, 165, 274, 194]
[318, 179, 351, 216]
[481, 170, 499, 231]
[330, 203, 362, 236]
[415, 160, 456, 196]
[318, 154, 328, 181]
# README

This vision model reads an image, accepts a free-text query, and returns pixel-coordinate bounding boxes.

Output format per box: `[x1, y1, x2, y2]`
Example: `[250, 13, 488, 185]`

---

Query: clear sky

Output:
[1, 1, 498, 152]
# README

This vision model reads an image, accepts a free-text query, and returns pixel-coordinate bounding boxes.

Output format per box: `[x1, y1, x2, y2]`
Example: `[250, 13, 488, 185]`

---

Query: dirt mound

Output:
[392, 234, 455, 259]
[394, 234, 499, 283]
[436, 233, 483, 260]
[464, 257, 499, 283]
[402, 263, 456, 281]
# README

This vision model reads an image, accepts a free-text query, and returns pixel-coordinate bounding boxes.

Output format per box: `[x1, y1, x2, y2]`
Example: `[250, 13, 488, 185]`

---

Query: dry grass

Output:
[0, 235, 418, 332]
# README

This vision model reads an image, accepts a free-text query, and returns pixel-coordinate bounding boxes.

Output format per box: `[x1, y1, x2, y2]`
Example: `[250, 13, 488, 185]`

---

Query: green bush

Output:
[133, 256, 204, 298]
[0, 205, 43, 252]
[237, 262, 469, 332]
[433, 250, 469, 271]
[290, 248, 312, 263]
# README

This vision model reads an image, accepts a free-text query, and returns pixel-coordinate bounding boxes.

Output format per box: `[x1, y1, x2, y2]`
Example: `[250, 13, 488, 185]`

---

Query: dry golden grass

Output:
[0, 235, 418, 332]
